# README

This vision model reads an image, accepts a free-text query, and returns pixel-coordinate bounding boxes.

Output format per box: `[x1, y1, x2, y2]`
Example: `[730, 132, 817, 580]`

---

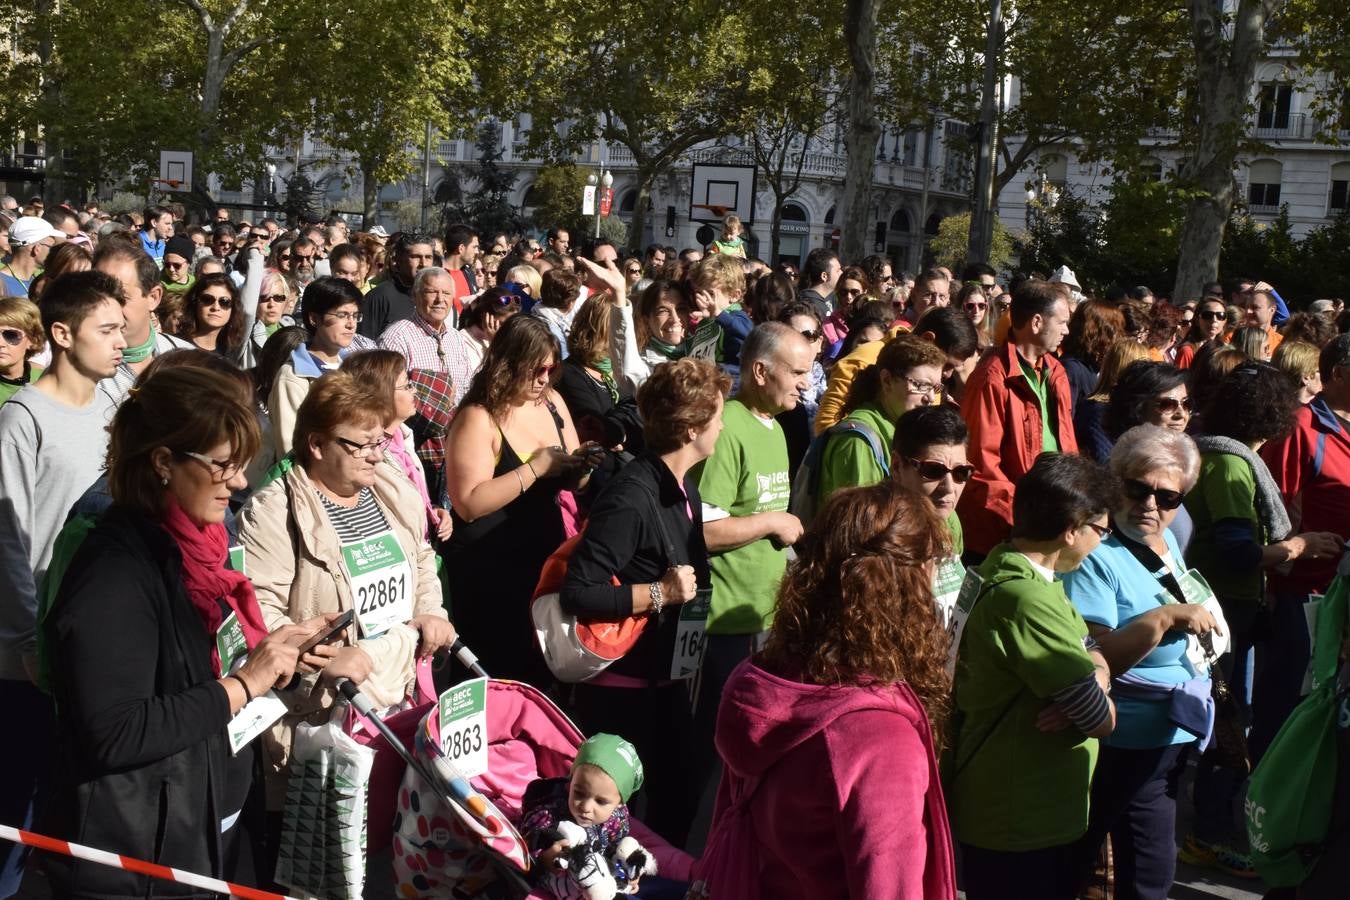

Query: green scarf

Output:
[647, 337, 682, 360]
[593, 356, 620, 405]
[162, 275, 195, 295]
[122, 325, 159, 364]
[265, 322, 282, 337]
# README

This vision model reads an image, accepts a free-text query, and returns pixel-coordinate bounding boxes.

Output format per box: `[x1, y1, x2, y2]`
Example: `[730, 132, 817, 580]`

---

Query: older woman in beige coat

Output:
[237, 370, 454, 795]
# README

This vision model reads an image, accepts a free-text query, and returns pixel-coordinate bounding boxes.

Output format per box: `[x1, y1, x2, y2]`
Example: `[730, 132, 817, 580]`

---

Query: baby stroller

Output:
[344, 643, 696, 898]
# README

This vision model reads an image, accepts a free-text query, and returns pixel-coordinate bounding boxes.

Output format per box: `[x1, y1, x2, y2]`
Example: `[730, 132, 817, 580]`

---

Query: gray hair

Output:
[740, 321, 807, 371]
[412, 265, 452, 295]
[1109, 424, 1200, 492]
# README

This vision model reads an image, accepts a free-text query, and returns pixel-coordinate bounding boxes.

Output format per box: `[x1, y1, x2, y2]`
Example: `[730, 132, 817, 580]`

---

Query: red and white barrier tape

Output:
[0, 823, 298, 900]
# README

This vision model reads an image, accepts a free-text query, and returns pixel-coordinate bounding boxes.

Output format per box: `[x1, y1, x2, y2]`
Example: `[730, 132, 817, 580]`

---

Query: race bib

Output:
[341, 530, 414, 638]
[439, 677, 488, 778]
[216, 611, 247, 676]
[945, 569, 986, 674]
[1156, 569, 1230, 670]
[932, 556, 966, 629]
[671, 589, 712, 680]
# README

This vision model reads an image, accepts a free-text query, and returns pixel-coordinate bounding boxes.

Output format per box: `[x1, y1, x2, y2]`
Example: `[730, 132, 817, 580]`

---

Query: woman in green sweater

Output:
[817, 333, 947, 503]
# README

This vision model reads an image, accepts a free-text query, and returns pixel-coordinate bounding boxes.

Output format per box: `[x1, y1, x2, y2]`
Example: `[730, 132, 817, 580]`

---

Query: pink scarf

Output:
[159, 498, 270, 675]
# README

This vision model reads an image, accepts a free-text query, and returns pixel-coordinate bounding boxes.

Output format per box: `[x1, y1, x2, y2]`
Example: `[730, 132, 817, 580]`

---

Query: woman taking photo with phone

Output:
[444, 314, 595, 686]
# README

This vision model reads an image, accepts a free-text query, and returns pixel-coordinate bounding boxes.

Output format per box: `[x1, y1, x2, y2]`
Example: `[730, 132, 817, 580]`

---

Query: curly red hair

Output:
[760, 481, 952, 744]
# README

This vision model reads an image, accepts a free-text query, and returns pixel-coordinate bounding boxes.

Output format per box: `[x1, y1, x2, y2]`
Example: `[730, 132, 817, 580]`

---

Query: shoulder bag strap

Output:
[544, 399, 568, 451]
[7, 400, 42, 455]
[1113, 531, 1185, 604]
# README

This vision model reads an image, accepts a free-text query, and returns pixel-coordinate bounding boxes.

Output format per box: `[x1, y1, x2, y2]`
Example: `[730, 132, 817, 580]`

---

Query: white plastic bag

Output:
[274, 717, 375, 900]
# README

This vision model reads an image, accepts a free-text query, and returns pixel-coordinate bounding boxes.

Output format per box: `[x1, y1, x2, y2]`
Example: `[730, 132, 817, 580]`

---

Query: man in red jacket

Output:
[957, 280, 1075, 558]
[1254, 334, 1350, 761]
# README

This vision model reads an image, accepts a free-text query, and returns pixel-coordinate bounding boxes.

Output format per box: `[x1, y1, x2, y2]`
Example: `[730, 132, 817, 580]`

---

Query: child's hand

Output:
[539, 838, 570, 870]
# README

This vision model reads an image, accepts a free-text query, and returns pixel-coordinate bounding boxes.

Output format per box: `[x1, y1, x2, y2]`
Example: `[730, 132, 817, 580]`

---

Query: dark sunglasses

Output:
[198, 294, 234, 310]
[1199, 309, 1227, 322]
[1122, 478, 1185, 510]
[964, 301, 987, 311]
[0, 327, 25, 346]
[532, 363, 559, 379]
[798, 328, 822, 341]
[904, 458, 974, 483]
[1154, 396, 1192, 415]
[260, 293, 288, 304]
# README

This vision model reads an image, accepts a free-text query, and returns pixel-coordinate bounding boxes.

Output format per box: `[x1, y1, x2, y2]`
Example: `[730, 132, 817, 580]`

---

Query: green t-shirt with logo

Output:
[694, 398, 791, 634]
[947, 543, 1098, 851]
[1183, 451, 1263, 630]
[946, 509, 964, 558]
[817, 403, 895, 505]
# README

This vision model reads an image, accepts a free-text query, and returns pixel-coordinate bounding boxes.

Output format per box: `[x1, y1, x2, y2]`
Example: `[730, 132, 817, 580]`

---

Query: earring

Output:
[160, 473, 169, 486]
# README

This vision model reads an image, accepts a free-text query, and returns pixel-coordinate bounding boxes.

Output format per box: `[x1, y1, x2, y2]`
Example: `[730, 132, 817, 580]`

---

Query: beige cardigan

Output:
[236, 456, 447, 789]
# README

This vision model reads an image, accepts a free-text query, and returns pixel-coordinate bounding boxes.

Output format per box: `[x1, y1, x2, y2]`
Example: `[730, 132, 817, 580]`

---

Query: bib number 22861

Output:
[340, 530, 414, 638]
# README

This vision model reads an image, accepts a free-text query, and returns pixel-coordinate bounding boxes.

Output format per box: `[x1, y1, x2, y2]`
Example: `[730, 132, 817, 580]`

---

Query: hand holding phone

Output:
[297, 609, 354, 655]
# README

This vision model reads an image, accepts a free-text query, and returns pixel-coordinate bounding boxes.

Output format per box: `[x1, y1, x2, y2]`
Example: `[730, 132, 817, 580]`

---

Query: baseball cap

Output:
[369, 225, 390, 239]
[9, 216, 63, 247]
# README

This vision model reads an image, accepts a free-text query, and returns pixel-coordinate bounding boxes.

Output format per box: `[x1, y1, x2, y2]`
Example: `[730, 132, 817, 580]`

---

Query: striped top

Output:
[317, 487, 392, 544]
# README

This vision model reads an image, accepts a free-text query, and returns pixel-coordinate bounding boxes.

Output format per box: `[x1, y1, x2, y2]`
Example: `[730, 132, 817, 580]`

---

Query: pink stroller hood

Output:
[463, 680, 697, 883]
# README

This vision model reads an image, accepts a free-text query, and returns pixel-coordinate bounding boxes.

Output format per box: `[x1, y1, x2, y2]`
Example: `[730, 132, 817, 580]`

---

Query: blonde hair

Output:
[505, 264, 541, 298]
[1089, 339, 1151, 400]
[1272, 339, 1319, 381]
[0, 297, 45, 358]
[690, 253, 746, 299]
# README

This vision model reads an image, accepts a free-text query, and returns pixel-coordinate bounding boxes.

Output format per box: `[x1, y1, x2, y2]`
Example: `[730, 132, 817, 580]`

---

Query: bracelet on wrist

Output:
[648, 581, 664, 616]
[230, 674, 253, 704]
[515, 467, 527, 495]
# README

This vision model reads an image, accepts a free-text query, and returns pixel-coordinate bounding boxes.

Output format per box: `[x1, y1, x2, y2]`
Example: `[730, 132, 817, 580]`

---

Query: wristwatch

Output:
[648, 581, 664, 615]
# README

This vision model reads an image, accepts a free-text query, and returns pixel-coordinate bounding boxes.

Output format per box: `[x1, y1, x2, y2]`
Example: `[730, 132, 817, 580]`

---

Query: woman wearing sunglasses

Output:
[1059, 425, 1219, 899]
[444, 315, 594, 685]
[815, 335, 947, 505]
[892, 404, 974, 625]
[956, 282, 993, 350]
[1175, 298, 1228, 369]
[0, 297, 44, 404]
[178, 273, 250, 362]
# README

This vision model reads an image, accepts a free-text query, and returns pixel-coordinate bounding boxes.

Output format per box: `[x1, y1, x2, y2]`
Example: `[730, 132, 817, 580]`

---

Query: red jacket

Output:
[701, 659, 956, 900]
[957, 342, 1078, 555]
[1261, 397, 1350, 595]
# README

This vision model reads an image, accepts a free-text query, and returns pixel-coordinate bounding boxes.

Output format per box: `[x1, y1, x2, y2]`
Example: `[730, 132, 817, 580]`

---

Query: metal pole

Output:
[917, 117, 932, 273]
[967, 0, 1002, 264]
[420, 120, 433, 232]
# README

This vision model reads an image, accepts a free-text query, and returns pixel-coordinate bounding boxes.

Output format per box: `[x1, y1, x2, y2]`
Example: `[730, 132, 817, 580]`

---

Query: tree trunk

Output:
[1172, 0, 1277, 301]
[362, 157, 380, 226]
[770, 193, 784, 264]
[840, 0, 881, 265]
[628, 169, 654, 253]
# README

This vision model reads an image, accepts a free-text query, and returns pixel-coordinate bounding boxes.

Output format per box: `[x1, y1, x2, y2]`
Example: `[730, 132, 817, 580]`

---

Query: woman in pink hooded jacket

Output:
[696, 481, 958, 900]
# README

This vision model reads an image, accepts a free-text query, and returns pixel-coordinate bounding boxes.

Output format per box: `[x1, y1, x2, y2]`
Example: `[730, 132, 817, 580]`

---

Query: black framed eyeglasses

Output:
[1122, 478, 1186, 511]
[1082, 521, 1112, 539]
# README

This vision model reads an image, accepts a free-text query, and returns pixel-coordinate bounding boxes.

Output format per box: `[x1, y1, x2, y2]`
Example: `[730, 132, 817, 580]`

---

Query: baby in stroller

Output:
[520, 733, 658, 900]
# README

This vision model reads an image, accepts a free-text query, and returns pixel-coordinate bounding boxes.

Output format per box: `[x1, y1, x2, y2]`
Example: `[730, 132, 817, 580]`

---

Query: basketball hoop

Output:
[150, 178, 185, 192]
[692, 202, 733, 218]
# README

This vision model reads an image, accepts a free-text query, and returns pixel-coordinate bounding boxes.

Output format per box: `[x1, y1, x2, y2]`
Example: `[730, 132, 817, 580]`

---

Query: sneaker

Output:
[1177, 834, 1259, 879]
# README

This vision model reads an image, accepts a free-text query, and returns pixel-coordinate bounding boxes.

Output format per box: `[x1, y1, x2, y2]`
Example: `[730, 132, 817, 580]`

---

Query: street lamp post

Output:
[597, 169, 613, 239]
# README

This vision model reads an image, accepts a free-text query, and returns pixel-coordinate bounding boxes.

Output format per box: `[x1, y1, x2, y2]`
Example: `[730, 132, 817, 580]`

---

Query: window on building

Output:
[1248, 159, 1283, 209]
[902, 131, 919, 167]
[890, 208, 912, 233]
[1330, 162, 1350, 212]
[1041, 153, 1068, 189]
[781, 202, 808, 223]
[1257, 83, 1293, 130]
[1140, 159, 1163, 182]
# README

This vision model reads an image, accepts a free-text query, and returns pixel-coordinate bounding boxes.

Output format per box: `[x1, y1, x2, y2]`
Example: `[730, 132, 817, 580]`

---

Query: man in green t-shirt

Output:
[690, 323, 812, 818]
[947, 453, 1118, 900]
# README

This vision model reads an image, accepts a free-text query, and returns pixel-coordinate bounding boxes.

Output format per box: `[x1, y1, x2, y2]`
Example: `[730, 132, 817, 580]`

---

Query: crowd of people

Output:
[0, 194, 1348, 900]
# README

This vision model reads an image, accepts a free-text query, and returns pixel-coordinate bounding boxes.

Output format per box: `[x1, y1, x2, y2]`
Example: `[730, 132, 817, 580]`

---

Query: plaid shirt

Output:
[377, 314, 477, 407]
[407, 369, 456, 503]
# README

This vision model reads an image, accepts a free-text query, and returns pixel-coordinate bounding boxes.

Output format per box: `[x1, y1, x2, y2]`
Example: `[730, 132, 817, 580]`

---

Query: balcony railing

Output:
[1253, 112, 1313, 140]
